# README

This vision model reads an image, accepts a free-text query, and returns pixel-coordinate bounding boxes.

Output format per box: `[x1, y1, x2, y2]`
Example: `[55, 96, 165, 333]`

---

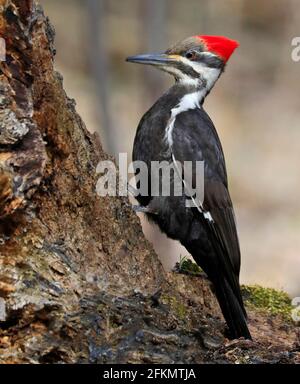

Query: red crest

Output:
[195, 35, 239, 62]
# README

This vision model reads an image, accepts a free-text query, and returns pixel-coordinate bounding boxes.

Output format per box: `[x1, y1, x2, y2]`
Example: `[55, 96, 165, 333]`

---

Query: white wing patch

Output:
[171, 153, 214, 223]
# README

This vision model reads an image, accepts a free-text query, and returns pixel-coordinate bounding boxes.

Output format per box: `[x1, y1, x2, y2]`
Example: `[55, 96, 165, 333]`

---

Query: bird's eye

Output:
[185, 51, 196, 60]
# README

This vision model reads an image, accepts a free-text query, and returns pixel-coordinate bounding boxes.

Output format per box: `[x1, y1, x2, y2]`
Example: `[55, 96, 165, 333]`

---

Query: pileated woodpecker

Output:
[127, 35, 252, 340]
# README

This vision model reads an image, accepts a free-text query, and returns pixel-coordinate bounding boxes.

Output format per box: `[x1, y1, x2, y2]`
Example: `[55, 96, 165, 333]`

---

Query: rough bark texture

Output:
[0, 0, 299, 364]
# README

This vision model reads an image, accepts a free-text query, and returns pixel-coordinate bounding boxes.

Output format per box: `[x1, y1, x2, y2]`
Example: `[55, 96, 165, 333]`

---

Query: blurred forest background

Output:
[40, 0, 300, 296]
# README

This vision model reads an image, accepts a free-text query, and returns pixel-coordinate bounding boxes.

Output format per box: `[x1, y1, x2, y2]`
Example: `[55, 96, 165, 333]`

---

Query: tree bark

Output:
[0, 1, 298, 364]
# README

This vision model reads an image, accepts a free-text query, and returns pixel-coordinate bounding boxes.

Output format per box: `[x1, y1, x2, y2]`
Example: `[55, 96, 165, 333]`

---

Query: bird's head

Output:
[127, 35, 239, 89]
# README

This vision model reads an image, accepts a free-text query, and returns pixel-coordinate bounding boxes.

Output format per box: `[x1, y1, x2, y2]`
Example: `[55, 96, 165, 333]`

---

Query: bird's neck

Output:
[149, 68, 222, 122]
[176, 66, 221, 104]
[164, 82, 207, 116]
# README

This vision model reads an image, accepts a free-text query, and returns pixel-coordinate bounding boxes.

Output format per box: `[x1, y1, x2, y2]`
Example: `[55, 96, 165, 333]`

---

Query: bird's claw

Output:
[132, 205, 158, 214]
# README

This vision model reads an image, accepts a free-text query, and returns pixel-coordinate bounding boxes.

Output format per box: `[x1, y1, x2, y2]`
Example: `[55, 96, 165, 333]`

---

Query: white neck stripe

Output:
[165, 90, 203, 147]
[163, 58, 221, 149]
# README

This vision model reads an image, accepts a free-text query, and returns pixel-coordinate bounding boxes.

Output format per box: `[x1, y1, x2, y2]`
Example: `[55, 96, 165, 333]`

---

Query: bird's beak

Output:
[126, 53, 179, 66]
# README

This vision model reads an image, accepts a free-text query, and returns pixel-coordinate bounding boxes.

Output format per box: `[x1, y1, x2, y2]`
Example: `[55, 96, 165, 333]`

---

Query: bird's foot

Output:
[132, 205, 157, 214]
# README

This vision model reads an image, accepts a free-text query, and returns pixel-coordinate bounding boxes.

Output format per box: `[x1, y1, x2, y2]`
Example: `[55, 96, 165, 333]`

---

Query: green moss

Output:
[241, 285, 293, 321]
[161, 294, 187, 320]
[175, 256, 203, 276]
[174, 257, 294, 322]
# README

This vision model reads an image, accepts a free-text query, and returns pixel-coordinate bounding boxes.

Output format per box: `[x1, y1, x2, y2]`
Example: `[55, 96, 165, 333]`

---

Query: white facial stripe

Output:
[179, 57, 221, 90]
[161, 66, 199, 86]
[161, 56, 221, 90]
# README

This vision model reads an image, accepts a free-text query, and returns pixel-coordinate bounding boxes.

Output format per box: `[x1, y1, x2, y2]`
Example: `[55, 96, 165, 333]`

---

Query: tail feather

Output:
[184, 210, 252, 339]
[213, 277, 252, 340]
[199, 216, 252, 339]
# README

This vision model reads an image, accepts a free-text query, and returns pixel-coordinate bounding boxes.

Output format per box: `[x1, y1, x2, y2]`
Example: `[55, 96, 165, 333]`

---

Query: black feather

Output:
[133, 85, 251, 339]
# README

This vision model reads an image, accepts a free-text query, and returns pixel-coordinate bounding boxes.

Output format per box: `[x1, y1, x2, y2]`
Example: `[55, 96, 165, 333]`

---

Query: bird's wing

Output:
[172, 107, 241, 279]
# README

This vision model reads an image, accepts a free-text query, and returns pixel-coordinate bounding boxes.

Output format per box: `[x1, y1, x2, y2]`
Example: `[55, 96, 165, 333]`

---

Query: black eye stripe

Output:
[174, 62, 199, 78]
[183, 51, 224, 69]
[172, 55, 223, 78]
[199, 55, 224, 69]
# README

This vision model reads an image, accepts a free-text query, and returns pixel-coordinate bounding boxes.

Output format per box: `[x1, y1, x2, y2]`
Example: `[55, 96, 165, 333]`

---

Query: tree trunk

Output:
[0, 0, 298, 364]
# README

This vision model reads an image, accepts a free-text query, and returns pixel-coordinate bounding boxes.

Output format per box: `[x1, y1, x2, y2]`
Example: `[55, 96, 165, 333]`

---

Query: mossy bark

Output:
[0, 0, 298, 363]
